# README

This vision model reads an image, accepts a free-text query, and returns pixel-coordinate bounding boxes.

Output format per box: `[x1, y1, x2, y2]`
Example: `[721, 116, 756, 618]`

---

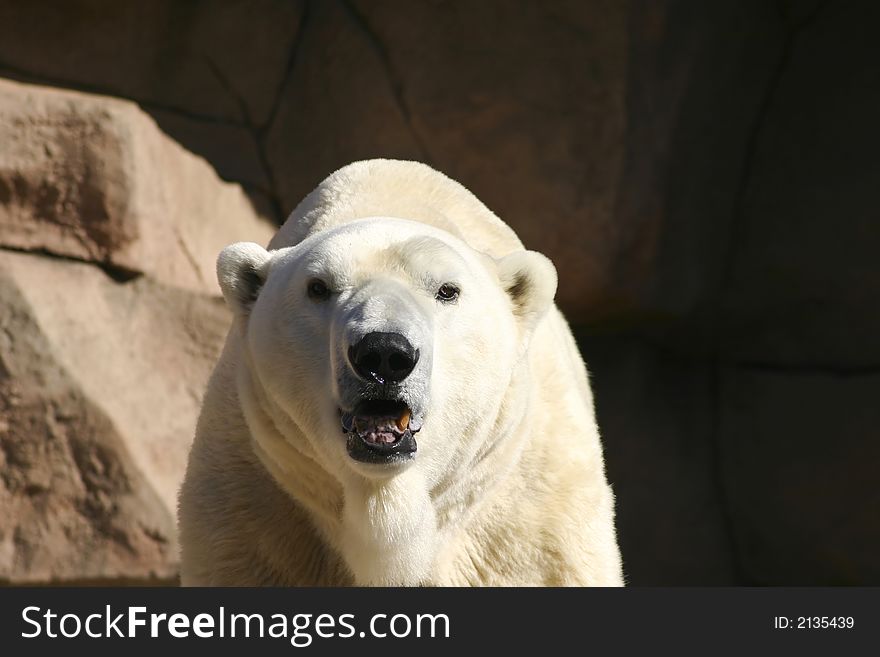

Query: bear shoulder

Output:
[270, 159, 522, 258]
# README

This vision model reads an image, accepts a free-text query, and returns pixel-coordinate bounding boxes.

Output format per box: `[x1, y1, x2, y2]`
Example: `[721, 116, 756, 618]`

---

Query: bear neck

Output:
[237, 356, 346, 540]
[430, 357, 536, 537]
[239, 349, 537, 586]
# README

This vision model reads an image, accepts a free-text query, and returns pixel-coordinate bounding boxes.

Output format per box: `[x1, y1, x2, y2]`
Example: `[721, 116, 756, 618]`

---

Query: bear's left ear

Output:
[496, 250, 558, 333]
[216, 242, 273, 318]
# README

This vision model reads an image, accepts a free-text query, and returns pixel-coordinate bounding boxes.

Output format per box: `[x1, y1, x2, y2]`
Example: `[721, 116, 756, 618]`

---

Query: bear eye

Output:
[435, 283, 460, 303]
[307, 278, 331, 301]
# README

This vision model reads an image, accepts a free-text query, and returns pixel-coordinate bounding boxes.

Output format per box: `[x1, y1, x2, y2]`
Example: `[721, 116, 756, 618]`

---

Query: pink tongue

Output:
[362, 430, 398, 445]
[354, 416, 404, 445]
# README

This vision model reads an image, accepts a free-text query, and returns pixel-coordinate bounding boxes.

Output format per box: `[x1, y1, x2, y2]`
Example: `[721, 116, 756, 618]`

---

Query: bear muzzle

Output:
[340, 399, 421, 464]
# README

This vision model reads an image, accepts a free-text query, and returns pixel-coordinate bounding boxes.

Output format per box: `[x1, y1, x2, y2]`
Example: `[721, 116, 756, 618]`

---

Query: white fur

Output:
[178, 159, 623, 586]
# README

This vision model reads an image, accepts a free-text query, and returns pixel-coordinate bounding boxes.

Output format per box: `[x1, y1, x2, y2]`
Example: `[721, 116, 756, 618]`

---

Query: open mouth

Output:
[340, 399, 420, 464]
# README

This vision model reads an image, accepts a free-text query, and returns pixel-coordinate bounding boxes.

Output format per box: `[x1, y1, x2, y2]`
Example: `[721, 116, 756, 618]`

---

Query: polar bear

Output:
[177, 159, 623, 586]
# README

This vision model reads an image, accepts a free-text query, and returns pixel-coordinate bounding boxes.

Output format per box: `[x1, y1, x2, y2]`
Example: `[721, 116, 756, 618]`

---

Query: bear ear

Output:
[216, 242, 272, 317]
[496, 250, 558, 331]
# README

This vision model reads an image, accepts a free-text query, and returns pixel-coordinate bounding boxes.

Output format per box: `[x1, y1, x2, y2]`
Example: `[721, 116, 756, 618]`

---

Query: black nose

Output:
[348, 332, 419, 384]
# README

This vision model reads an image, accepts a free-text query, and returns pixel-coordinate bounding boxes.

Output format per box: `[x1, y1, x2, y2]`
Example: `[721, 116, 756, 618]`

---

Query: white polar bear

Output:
[178, 159, 623, 586]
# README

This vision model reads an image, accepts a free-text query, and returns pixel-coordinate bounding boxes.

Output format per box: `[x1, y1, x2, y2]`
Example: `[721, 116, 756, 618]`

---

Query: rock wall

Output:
[0, 79, 274, 583]
[1, 0, 877, 584]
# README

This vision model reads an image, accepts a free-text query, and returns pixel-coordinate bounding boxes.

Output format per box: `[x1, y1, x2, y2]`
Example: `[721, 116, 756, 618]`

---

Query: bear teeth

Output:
[396, 409, 411, 431]
[340, 404, 419, 436]
[352, 416, 403, 434]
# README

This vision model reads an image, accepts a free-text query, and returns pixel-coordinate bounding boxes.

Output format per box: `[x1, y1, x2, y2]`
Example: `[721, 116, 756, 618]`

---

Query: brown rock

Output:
[720, 367, 880, 584]
[0, 0, 304, 125]
[578, 334, 737, 584]
[718, 1, 880, 366]
[0, 78, 276, 293]
[0, 1, 785, 325]
[0, 250, 230, 583]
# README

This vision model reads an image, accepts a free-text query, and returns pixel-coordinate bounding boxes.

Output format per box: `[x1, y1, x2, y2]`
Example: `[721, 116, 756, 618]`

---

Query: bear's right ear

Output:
[496, 249, 558, 331]
[216, 242, 272, 317]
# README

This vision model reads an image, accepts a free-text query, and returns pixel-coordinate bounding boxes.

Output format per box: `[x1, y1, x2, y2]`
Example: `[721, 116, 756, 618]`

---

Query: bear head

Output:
[217, 217, 557, 488]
